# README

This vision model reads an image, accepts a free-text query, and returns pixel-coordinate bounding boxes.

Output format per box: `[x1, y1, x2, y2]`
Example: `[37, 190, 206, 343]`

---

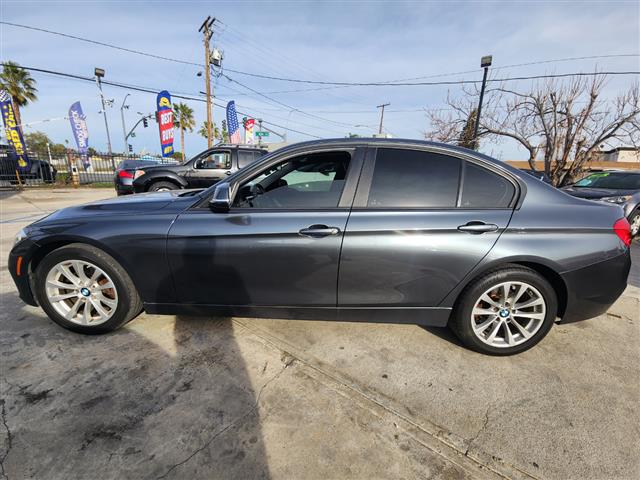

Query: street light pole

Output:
[94, 68, 113, 156]
[120, 93, 130, 153]
[473, 55, 492, 146]
[377, 103, 390, 135]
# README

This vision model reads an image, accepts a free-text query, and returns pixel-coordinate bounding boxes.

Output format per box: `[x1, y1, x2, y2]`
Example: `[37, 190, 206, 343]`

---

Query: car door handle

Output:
[299, 225, 340, 238]
[457, 221, 499, 234]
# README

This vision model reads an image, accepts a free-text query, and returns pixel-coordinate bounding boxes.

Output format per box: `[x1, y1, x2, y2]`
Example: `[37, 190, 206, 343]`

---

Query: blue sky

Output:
[1, 0, 638, 159]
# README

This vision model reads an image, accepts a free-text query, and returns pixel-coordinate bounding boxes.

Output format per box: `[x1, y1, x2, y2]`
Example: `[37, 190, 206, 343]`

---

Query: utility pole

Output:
[473, 55, 492, 146]
[120, 93, 130, 153]
[199, 16, 215, 148]
[94, 68, 113, 164]
[377, 103, 390, 135]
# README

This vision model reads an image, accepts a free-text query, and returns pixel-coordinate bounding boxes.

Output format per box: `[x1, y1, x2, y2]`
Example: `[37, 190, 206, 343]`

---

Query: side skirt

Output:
[142, 303, 452, 327]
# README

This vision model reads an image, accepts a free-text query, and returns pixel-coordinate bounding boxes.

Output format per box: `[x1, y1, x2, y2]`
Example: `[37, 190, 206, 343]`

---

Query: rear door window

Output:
[367, 148, 461, 208]
[460, 162, 515, 208]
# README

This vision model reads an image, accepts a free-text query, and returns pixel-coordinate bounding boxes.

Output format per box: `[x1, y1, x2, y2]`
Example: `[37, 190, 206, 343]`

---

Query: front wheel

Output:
[450, 266, 558, 355]
[35, 244, 143, 334]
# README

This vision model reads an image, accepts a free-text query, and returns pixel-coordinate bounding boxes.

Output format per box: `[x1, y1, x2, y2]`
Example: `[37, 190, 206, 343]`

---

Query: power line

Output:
[4, 64, 321, 139]
[3, 21, 638, 86]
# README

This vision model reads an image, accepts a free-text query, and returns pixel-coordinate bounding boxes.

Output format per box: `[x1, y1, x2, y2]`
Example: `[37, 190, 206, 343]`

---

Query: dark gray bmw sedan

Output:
[9, 139, 632, 355]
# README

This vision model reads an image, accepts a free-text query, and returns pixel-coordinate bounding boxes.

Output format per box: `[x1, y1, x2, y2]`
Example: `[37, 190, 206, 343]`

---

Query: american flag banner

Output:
[226, 101, 241, 144]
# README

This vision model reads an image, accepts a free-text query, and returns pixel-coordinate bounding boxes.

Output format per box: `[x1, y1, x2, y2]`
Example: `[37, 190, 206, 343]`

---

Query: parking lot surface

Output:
[1, 188, 639, 479]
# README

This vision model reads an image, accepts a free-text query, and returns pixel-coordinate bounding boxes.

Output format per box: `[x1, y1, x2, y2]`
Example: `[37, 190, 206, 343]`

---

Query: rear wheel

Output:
[629, 209, 640, 238]
[149, 180, 178, 192]
[450, 266, 557, 355]
[35, 244, 143, 334]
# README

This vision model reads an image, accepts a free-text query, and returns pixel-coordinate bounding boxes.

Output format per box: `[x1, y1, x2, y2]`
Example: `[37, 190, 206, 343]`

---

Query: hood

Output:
[561, 186, 638, 199]
[33, 190, 203, 224]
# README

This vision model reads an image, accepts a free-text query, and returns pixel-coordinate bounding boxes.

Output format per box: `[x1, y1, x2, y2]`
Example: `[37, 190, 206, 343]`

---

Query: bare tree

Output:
[425, 75, 640, 185]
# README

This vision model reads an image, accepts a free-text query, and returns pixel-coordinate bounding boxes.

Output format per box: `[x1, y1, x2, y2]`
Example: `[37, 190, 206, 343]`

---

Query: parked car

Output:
[132, 144, 267, 193]
[0, 144, 57, 184]
[10, 139, 632, 355]
[520, 168, 552, 184]
[114, 159, 161, 195]
[562, 171, 640, 237]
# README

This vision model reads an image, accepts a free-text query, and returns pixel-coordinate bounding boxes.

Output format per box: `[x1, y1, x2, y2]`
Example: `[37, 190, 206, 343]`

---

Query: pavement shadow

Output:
[0, 286, 271, 479]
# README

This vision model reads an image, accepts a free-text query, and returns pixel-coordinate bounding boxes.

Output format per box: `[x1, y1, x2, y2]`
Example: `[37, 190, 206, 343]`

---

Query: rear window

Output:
[238, 150, 264, 169]
[118, 160, 158, 170]
[367, 148, 461, 208]
[461, 163, 515, 208]
[574, 172, 640, 189]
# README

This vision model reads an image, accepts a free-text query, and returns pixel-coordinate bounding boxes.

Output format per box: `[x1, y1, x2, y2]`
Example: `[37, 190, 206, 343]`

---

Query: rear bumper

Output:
[560, 250, 631, 323]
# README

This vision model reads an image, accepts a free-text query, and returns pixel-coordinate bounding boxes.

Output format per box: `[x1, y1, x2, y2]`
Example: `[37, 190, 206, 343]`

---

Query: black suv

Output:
[132, 144, 267, 193]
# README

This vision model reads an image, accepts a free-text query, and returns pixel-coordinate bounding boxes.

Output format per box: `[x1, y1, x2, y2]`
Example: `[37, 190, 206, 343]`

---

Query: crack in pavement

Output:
[0, 399, 13, 480]
[155, 359, 294, 480]
[465, 405, 491, 456]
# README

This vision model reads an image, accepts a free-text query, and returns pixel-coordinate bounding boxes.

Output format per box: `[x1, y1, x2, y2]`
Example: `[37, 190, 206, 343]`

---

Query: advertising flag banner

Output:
[226, 101, 241, 144]
[0, 89, 30, 172]
[68, 101, 91, 170]
[156, 90, 174, 157]
[244, 118, 255, 144]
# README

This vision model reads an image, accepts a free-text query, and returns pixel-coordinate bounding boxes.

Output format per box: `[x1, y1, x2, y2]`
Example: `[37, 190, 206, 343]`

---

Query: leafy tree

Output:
[172, 102, 195, 162]
[24, 131, 51, 152]
[347, 133, 361, 138]
[0, 61, 38, 132]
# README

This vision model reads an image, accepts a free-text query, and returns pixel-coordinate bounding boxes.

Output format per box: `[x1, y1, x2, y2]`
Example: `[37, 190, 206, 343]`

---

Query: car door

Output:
[167, 146, 365, 310]
[185, 149, 232, 188]
[338, 146, 517, 315]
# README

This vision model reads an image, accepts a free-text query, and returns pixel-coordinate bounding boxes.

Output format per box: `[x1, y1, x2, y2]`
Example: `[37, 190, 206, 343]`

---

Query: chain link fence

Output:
[0, 148, 180, 188]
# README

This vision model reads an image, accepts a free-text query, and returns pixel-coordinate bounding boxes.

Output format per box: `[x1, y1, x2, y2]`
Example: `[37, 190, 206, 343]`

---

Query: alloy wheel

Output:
[630, 213, 640, 237]
[45, 260, 118, 326]
[470, 281, 546, 348]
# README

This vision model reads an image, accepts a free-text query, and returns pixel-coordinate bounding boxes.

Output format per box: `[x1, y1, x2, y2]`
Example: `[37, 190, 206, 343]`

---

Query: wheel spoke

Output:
[474, 316, 498, 333]
[504, 322, 515, 345]
[96, 294, 117, 308]
[59, 264, 81, 286]
[49, 292, 78, 302]
[480, 294, 501, 308]
[486, 320, 503, 343]
[90, 298, 110, 321]
[515, 297, 544, 309]
[65, 298, 83, 320]
[511, 318, 533, 339]
[513, 312, 545, 320]
[501, 284, 510, 304]
[83, 300, 92, 324]
[472, 307, 495, 316]
[47, 279, 74, 289]
[72, 261, 89, 282]
[512, 284, 528, 304]
[95, 282, 115, 291]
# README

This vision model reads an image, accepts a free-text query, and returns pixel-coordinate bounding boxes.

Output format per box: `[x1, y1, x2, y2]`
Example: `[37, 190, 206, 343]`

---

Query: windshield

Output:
[573, 172, 640, 189]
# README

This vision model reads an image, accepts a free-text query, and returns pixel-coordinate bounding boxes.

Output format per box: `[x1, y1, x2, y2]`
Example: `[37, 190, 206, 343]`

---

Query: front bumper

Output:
[560, 250, 631, 323]
[8, 237, 43, 307]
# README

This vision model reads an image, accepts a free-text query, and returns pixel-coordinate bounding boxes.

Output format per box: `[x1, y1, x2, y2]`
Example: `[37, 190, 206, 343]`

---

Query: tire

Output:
[34, 243, 143, 334]
[629, 209, 640, 238]
[449, 265, 558, 355]
[148, 180, 179, 192]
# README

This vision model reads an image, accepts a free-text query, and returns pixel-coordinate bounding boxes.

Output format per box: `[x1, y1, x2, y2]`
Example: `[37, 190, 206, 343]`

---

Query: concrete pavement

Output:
[1, 188, 639, 479]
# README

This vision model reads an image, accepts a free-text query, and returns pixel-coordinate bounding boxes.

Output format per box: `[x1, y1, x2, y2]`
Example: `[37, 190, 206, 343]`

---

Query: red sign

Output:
[156, 90, 174, 157]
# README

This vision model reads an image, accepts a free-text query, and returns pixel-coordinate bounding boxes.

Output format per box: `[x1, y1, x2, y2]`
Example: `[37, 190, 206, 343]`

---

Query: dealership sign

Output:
[156, 90, 174, 157]
[244, 117, 255, 144]
[68, 101, 91, 170]
[0, 89, 30, 171]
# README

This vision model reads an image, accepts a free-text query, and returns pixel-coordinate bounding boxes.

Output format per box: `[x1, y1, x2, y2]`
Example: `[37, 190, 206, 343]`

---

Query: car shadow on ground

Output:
[0, 288, 272, 479]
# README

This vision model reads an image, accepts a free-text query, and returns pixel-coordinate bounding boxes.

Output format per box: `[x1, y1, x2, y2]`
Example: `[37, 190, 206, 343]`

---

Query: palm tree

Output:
[0, 61, 38, 132]
[197, 120, 221, 141]
[172, 102, 195, 162]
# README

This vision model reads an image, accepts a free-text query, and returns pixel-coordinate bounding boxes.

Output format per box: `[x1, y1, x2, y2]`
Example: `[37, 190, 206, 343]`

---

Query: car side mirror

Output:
[209, 182, 231, 213]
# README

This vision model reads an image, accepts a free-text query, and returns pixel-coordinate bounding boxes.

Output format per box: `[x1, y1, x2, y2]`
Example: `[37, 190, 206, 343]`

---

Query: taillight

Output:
[613, 218, 632, 247]
[118, 170, 134, 179]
